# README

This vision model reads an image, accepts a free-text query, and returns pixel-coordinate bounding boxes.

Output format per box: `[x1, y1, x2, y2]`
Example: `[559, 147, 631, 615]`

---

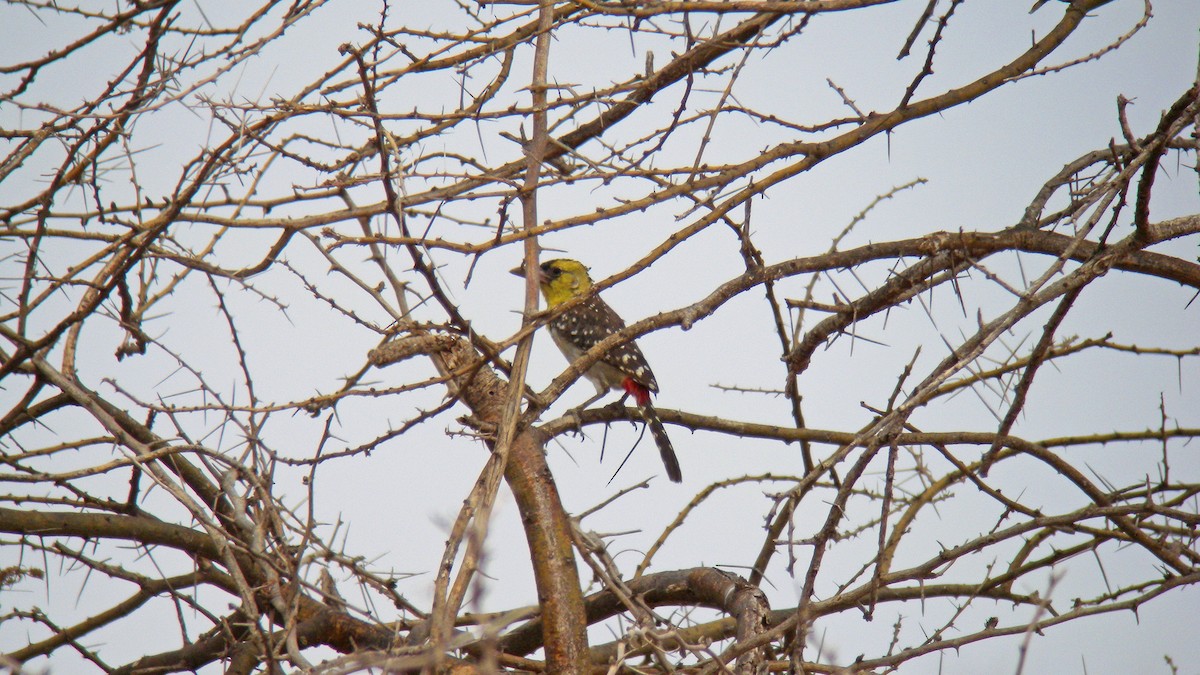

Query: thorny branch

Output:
[2, 1, 1197, 672]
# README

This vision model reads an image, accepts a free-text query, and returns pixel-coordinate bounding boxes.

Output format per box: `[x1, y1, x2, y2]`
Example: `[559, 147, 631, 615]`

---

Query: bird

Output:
[512, 258, 682, 483]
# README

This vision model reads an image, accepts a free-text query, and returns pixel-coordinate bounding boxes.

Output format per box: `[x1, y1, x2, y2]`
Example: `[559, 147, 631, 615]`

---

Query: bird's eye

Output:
[541, 262, 558, 278]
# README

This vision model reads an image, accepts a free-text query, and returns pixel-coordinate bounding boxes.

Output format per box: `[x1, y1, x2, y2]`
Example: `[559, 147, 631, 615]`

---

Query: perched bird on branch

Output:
[513, 258, 682, 483]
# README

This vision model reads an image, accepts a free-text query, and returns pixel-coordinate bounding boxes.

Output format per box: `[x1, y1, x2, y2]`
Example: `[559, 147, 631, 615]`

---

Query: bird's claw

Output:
[602, 400, 626, 414]
[563, 407, 586, 436]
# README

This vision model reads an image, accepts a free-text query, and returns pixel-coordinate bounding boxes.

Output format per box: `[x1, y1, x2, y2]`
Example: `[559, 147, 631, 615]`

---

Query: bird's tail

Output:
[640, 400, 682, 483]
[622, 377, 682, 483]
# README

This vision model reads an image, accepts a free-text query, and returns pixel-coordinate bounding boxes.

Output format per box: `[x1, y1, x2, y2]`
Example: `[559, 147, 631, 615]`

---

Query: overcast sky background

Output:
[3, 0, 1199, 672]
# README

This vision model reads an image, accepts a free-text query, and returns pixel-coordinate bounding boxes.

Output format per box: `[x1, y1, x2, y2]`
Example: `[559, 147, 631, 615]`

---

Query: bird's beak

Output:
[510, 264, 542, 283]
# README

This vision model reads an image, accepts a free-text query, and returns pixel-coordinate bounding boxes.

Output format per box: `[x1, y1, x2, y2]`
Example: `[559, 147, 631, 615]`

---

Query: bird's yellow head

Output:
[513, 258, 594, 307]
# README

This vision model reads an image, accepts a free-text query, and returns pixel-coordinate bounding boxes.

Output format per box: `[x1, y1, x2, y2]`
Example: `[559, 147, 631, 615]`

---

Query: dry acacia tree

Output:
[2, 0, 1198, 673]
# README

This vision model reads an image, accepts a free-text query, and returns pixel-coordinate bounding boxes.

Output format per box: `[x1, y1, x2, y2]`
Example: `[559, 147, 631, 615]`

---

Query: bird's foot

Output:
[563, 406, 587, 436]
[602, 399, 627, 414]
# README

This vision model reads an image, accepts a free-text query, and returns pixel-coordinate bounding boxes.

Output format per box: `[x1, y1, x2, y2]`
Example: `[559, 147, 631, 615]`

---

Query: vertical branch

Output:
[501, 2, 591, 671]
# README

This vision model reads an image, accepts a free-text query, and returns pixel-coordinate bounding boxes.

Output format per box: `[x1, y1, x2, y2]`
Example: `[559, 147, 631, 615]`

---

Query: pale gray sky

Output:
[3, 1, 1198, 672]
